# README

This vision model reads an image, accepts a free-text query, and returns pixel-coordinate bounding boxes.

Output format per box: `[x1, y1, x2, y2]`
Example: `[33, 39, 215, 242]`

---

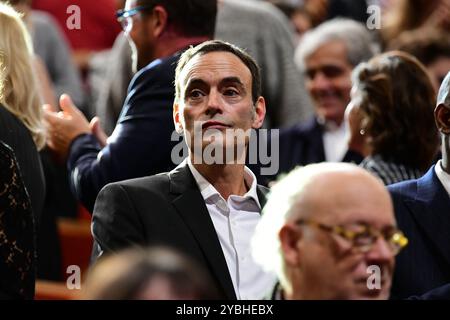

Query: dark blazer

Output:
[92, 162, 269, 300]
[0, 105, 45, 221]
[68, 52, 182, 212]
[272, 117, 362, 179]
[0, 141, 36, 299]
[388, 166, 450, 299]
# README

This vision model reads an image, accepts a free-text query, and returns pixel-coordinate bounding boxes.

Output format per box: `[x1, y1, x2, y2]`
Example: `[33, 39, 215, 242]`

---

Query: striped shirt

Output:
[360, 155, 424, 185]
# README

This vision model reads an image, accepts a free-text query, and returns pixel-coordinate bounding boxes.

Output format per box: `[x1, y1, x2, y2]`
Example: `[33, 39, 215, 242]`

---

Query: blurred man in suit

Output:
[389, 71, 450, 299]
[271, 19, 377, 181]
[43, 0, 217, 212]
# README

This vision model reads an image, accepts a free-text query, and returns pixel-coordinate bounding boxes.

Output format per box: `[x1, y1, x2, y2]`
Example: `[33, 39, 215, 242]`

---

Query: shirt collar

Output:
[435, 160, 450, 197]
[187, 157, 261, 208]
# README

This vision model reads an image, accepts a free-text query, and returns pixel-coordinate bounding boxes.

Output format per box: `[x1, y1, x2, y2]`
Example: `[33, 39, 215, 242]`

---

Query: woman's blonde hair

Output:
[0, 3, 45, 150]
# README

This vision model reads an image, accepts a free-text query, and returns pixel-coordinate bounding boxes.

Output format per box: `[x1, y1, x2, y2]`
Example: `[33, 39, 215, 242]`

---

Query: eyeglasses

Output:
[116, 5, 153, 32]
[295, 219, 408, 255]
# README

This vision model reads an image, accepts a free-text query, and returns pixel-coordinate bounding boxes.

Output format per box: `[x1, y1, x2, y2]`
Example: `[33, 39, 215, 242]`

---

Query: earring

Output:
[359, 128, 365, 136]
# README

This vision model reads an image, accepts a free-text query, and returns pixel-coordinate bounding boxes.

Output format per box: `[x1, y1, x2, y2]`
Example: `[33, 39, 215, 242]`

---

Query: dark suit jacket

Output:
[68, 52, 181, 212]
[269, 117, 362, 180]
[92, 162, 269, 300]
[389, 166, 450, 299]
[0, 104, 45, 222]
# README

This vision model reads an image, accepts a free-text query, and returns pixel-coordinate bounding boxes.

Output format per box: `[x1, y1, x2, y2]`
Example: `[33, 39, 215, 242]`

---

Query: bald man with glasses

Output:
[252, 162, 407, 300]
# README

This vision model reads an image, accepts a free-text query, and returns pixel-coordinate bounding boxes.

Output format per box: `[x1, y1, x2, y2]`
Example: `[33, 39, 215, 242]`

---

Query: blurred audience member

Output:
[216, 0, 314, 128]
[270, 19, 377, 181]
[1, 1, 78, 280]
[347, 51, 439, 185]
[93, 32, 133, 136]
[389, 30, 450, 90]
[83, 247, 221, 299]
[252, 163, 407, 299]
[0, 2, 45, 221]
[0, 141, 36, 300]
[44, 0, 217, 213]
[388, 71, 450, 299]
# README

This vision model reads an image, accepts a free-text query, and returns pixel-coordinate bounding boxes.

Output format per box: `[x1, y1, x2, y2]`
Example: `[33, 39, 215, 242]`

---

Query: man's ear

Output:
[279, 224, 302, 267]
[150, 5, 168, 38]
[435, 104, 450, 134]
[173, 102, 183, 134]
[252, 96, 266, 129]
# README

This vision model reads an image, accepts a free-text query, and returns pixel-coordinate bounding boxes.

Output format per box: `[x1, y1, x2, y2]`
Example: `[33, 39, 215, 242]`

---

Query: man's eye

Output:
[188, 90, 204, 98]
[223, 89, 239, 96]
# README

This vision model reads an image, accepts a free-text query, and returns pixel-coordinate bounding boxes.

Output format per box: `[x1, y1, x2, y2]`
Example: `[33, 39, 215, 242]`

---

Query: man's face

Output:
[304, 40, 353, 126]
[124, 0, 155, 71]
[174, 51, 266, 163]
[295, 174, 395, 300]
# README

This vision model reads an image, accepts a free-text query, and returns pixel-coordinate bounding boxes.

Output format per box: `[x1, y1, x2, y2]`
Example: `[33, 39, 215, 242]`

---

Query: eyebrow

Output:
[220, 76, 245, 87]
[185, 76, 245, 89]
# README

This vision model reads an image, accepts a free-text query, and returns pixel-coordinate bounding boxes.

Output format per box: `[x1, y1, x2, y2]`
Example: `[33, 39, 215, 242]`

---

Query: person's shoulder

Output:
[30, 10, 61, 33]
[104, 172, 171, 193]
[387, 177, 419, 199]
[0, 105, 31, 136]
[280, 117, 319, 138]
[129, 55, 177, 90]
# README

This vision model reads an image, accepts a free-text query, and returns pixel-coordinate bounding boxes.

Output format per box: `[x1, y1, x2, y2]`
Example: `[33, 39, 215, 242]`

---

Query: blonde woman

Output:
[0, 3, 45, 220]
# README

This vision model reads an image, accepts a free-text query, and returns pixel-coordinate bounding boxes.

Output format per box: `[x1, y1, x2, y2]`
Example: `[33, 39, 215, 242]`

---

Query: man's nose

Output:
[366, 237, 395, 263]
[205, 89, 223, 116]
[310, 72, 332, 92]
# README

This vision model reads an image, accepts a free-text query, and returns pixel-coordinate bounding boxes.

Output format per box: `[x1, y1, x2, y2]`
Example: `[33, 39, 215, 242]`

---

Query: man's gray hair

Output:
[294, 18, 379, 70]
[437, 71, 450, 108]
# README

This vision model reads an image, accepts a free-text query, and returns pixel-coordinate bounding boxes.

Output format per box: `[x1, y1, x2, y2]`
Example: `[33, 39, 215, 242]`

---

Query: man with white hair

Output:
[252, 162, 408, 299]
[270, 19, 378, 182]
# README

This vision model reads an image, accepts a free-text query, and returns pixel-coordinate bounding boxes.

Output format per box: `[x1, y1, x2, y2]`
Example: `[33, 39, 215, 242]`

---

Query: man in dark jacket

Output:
[43, 0, 217, 212]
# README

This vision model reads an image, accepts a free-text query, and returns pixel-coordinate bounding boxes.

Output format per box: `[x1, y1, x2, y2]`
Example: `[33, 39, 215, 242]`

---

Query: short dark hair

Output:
[175, 40, 262, 104]
[138, 0, 217, 39]
[352, 51, 439, 171]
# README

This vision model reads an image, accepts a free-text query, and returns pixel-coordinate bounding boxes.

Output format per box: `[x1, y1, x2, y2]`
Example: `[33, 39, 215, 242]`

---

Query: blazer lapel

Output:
[169, 162, 237, 299]
[257, 185, 269, 210]
[405, 166, 450, 267]
[306, 118, 326, 163]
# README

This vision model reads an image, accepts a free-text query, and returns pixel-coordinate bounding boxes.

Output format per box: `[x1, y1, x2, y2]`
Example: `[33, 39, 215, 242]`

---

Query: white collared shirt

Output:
[322, 120, 348, 162]
[187, 159, 276, 300]
[435, 160, 450, 197]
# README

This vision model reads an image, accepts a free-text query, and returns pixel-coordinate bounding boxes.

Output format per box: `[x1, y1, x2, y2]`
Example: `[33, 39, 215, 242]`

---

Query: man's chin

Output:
[351, 280, 391, 300]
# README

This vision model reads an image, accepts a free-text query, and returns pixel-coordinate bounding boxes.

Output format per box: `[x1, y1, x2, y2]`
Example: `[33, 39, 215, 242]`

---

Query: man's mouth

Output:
[202, 121, 232, 130]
